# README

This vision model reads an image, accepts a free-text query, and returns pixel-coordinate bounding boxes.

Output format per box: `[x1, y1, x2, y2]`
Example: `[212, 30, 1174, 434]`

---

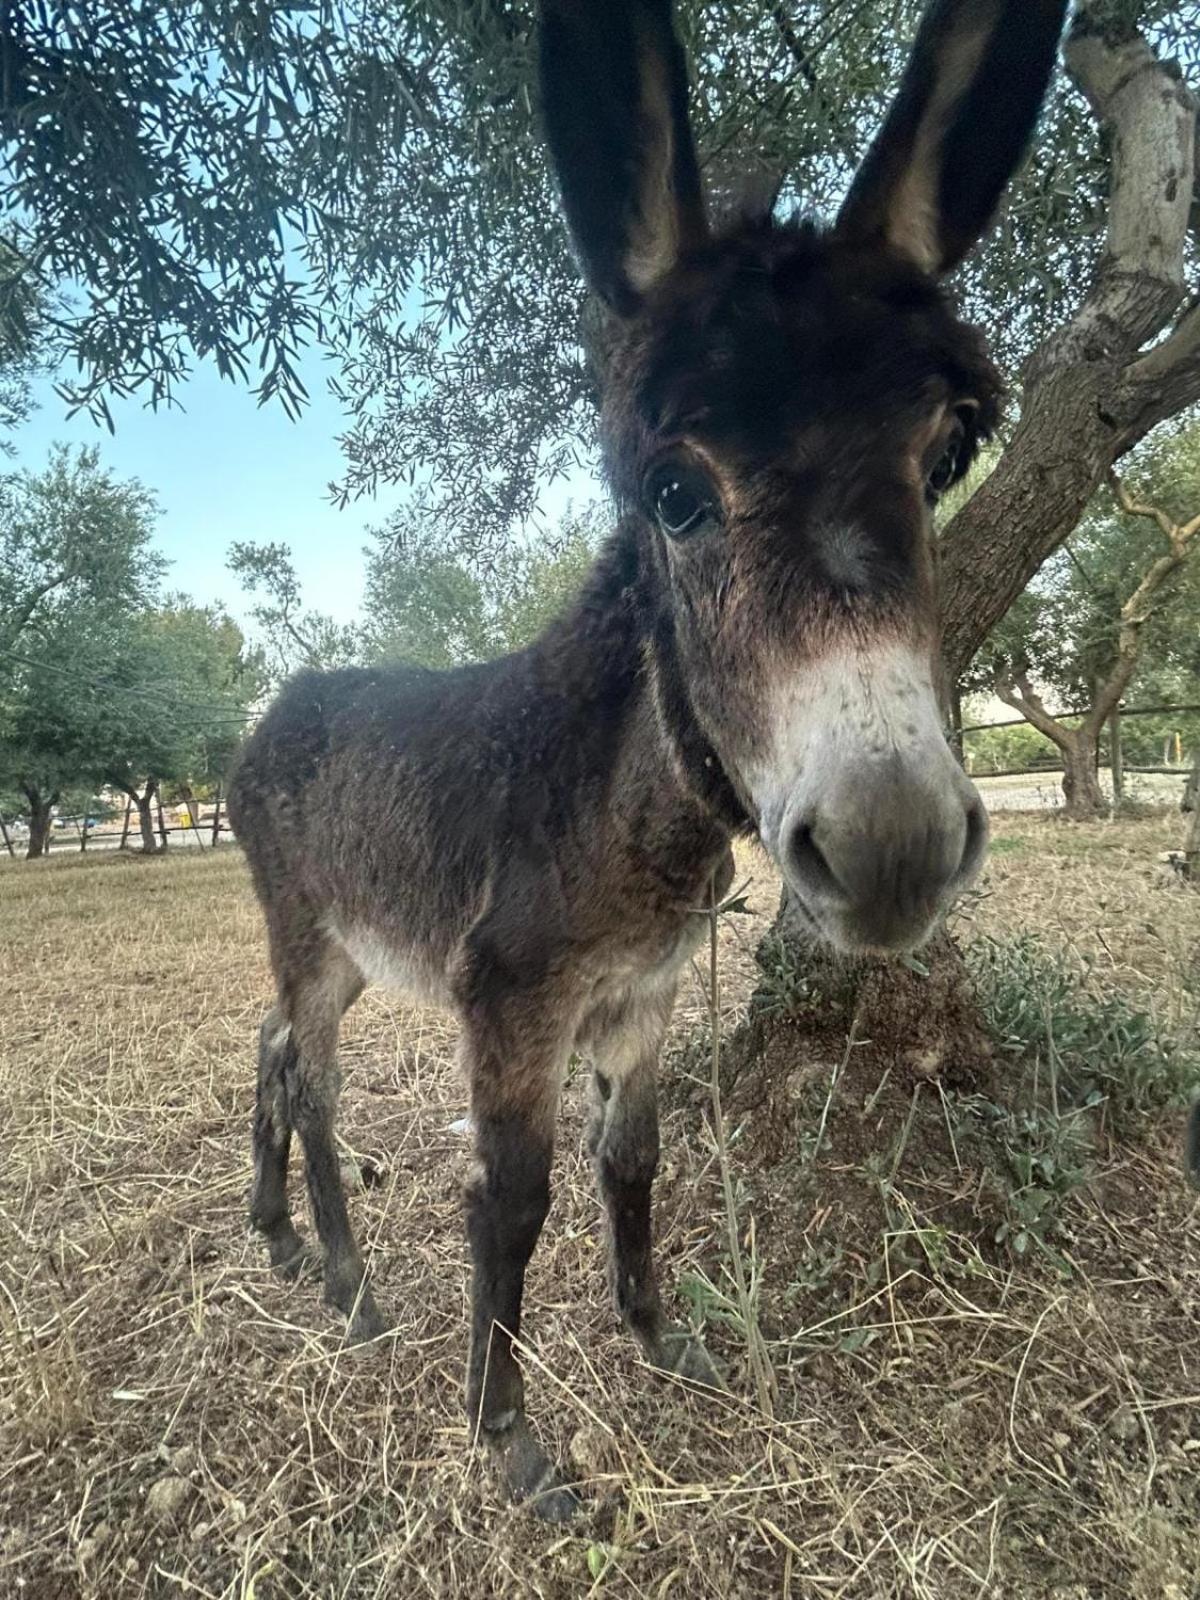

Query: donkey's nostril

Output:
[957, 798, 989, 885]
[787, 819, 847, 904]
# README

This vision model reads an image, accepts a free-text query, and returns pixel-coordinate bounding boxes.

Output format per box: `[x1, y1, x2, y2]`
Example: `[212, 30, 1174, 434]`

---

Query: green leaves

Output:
[9, 1, 1196, 562]
[0, 447, 259, 815]
[358, 501, 601, 669]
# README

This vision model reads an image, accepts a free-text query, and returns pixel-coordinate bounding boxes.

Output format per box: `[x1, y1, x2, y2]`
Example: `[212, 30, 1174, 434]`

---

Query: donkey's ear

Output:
[539, 0, 709, 315]
[836, 0, 1067, 277]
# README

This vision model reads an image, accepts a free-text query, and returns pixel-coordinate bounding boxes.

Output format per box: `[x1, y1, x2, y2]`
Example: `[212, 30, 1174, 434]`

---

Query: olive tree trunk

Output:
[112, 778, 162, 854]
[22, 785, 58, 860]
[136, 789, 159, 854]
[1061, 735, 1107, 820]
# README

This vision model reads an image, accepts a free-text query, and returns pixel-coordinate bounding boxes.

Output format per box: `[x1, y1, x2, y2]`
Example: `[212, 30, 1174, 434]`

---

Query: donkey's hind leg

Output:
[249, 1009, 316, 1278]
[584, 989, 723, 1389]
[283, 945, 386, 1342]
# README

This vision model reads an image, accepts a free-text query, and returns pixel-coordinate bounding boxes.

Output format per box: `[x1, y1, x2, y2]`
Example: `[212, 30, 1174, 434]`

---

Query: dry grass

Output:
[1, 815, 1198, 1599]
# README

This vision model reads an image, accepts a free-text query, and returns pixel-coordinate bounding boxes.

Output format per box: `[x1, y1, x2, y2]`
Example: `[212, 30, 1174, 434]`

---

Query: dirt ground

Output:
[1, 810, 1198, 1599]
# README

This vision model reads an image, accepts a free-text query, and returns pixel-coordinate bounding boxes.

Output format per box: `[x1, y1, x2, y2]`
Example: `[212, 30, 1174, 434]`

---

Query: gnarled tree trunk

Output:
[1061, 734, 1107, 820]
[22, 784, 57, 860]
[113, 778, 162, 854]
[136, 786, 159, 854]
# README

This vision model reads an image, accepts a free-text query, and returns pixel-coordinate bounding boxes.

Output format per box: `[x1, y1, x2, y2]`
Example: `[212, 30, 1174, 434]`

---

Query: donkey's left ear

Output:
[836, 0, 1068, 277]
[539, 0, 709, 315]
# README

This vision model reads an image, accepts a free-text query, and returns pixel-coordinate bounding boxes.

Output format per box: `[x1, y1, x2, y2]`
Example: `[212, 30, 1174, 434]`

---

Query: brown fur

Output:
[229, 0, 1066, 1520]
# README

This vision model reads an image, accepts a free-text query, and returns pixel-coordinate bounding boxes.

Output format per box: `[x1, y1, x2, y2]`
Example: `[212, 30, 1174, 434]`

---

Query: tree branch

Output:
[1122, 296, 1200, 444]
[1080, 470, 1200, 731]
[940, 9, 1199, 681]
[0, 569, 69, 653]
[1058, 16, 1196, 357]
[993, 667, 1073, 749]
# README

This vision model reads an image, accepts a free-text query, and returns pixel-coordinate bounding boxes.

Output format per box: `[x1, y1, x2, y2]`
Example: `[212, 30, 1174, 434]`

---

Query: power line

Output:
[0, 646, 260, 725]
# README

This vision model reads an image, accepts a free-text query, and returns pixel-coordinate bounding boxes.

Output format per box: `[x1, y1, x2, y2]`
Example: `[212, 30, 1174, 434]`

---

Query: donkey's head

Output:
[541, 0, 1065, 953]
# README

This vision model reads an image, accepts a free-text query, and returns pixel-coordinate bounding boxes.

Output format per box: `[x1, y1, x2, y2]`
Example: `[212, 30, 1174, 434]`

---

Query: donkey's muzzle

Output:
[781, 756, 987, 953]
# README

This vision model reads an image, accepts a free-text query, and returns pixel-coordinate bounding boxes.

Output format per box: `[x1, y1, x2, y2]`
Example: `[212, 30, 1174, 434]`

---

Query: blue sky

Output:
[17, 348, 603, 634]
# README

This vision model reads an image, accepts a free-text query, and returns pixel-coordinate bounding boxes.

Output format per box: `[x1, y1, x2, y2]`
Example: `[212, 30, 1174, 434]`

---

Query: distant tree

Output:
[1, 599, 259, 856]
[94, 603, 260, 852]
[979, 427, 1200, 817]
[0, 619, 99, 855]
[0, 444, 161, 656]
[360, 503, 601, 668]
[227, 541, 360, 684]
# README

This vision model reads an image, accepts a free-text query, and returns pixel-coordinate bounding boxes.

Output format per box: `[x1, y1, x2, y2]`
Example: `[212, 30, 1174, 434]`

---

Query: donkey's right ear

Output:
[539, 0, 709, 316]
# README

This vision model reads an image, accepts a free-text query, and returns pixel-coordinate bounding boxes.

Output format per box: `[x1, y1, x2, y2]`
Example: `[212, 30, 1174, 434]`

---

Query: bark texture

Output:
[939, 14, 1200, 684]
[137, 791, 158, 854]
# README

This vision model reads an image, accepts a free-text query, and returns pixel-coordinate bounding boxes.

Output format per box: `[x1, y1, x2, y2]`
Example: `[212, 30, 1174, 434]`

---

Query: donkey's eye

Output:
[645, 462, 720, 539]
[926, 417, 967, 497]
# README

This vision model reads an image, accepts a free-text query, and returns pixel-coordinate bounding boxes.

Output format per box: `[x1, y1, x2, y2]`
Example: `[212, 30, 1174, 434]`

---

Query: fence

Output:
[952, 699, 1197, 809]
[2, 701, 1198, 853]
[0, 789, 236, 859]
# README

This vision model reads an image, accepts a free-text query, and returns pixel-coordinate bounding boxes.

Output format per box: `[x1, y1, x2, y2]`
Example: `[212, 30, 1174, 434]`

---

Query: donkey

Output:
[229, 0, 1066, 1520]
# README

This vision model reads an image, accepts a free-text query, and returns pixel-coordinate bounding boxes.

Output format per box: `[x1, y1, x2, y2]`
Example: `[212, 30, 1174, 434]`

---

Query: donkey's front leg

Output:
[463, 1027, 579, 1521]
[587, 997, 723, 1389]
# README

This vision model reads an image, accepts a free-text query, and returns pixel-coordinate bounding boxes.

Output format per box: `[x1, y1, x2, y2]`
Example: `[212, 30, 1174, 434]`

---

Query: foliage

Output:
[961, 715, 1059, 777]
[0, 241, 48, 452]
[228, 503, 600, 683]
[967, 931, 1196, 1117]
[956, 929, 1199, 1259]
[972, 423, 1200, 712]
[6, 2, 1196, 553]
[226, 541, 360, 683]
[355, 502, 600, 669]
[0, 444, 162, 656]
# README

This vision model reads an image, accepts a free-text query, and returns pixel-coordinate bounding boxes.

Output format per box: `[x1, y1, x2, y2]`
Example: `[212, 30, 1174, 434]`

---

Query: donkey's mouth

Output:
[781, 881, 948, 958]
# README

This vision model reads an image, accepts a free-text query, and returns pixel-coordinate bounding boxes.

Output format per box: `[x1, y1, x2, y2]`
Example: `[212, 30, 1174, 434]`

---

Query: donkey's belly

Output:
[330, 922, 454, 1009]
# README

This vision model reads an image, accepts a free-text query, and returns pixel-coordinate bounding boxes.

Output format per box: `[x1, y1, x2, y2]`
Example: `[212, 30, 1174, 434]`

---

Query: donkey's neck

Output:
[532, 519, 744, 894]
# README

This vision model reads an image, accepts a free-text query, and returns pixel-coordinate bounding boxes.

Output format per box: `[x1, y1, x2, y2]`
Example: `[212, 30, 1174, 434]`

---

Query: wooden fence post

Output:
[211, 788, 223, 847]
[156, 794, 168, 851]
[119, 797, 132, 849]
[0, 812, 14, 859]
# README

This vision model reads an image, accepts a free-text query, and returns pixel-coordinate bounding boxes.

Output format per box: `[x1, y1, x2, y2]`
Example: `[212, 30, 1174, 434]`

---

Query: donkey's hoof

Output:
[490, 1419, 582, 1522]
[325, 1276, 388, 1343]
[653, 1329, 727, 1391]
[529, 1478, 584, 1523]
[345, 1292, 389, 1345]
[273, 1241, 322, 1282]
[262, 1224, 320, 1281]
